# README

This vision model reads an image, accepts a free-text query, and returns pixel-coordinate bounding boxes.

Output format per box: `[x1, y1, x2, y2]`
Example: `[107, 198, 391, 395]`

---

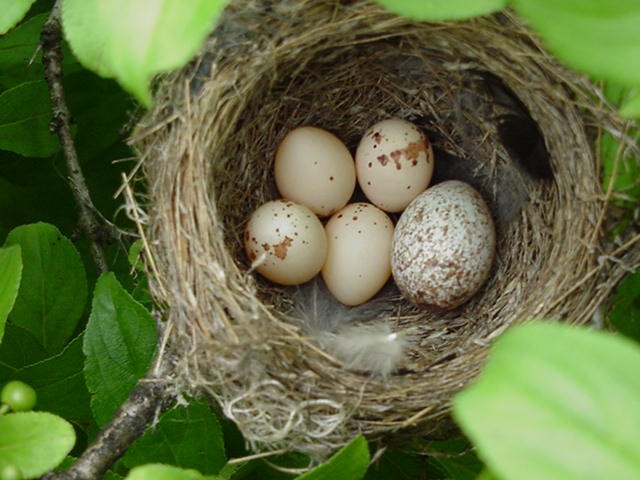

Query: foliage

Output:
[373, 0, 506, 21]
[453, 321, 640, 480]
[0, 245, 21, 343]
[296, 436, 369, 480]
[0, 81, 59, 157]
[124, 464, 207, 480]
[608, 270, 640, 342]
[0, 411, 75, 478]
[0, 0, 639, 479]
[599, 85, 640, 210]
[4, 223, 87, 354]
[122, 400, 226, 474]
[0, 0, 35, 34]
[13, 335, 92, 423]
[511, 1, 640, 85]
[84, 273, 157, 426]
[61, 0, 230, 106]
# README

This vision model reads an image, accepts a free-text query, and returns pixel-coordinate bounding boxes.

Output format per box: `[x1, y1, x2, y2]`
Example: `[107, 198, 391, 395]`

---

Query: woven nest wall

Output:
[129, 0, 640, 456]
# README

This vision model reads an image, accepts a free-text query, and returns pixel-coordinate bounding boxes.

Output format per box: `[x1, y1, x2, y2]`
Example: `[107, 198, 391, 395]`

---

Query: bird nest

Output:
[128, 0, 640, 457]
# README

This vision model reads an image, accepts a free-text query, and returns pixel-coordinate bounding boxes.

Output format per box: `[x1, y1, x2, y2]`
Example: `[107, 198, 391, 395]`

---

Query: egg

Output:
[355, 118, 434, 212]
[244, 200, 327, 285]
[275, 126, 356, 217]
[391, 180, 495, 310]
[322, 203, 394, 306]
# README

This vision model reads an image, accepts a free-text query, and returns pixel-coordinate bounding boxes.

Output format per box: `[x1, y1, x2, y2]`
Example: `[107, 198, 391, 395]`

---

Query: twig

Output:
[38, 4, 176, 479]
[40, 1, 113, 274]
[40, 375, 174, 480]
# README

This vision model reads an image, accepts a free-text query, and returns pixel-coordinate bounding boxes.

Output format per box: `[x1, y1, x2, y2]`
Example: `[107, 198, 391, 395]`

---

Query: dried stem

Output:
[40, 1, 114, 274]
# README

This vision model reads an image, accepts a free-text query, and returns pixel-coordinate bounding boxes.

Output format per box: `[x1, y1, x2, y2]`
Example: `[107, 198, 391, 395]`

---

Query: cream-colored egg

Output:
[322, 203, 394, 306]
[391, 180, 495, 310]
[356, 118, 434, 212]
[275, 126, 356, 217]
[244, 200, 327, 285]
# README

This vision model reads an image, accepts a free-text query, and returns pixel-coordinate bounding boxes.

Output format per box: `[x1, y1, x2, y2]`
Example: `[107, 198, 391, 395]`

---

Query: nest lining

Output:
[130, 0, 640, 456]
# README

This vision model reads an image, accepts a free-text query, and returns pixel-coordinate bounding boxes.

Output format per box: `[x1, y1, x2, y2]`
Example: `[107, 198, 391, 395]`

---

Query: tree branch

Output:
[40, 1, 114, 274]
[41, 376, 174, 480]
[38, 5, 176, 478]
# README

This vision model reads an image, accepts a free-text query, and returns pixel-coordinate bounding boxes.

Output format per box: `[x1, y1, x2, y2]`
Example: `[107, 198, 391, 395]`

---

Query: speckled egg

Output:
[391, 180, 495, 310]
[322, 203, 394, 306]
[356, 118, 434, 212]
[244, 200, 327, 285]
[275, 126, 356, 217]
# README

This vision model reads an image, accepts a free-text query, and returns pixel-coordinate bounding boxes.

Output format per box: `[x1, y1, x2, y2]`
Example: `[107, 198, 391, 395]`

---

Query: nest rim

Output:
[128, 0, 640, 457]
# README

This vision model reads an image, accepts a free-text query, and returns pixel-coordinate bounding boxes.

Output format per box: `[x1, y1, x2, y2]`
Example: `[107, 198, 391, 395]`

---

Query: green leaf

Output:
[364, 450, 427, 480]
[0, 13, 82, 90]
[128, 240, 144, 270]
[123, 399, 226, 474]
[84, 272, 157, 426]
[620, 90, 640, 118]
[0, 0, 36, 35]
[600, 129, 640, 208]
[453, 321, 640, 480]
[125, 464, 205, 480]
[0, 158, 77, 240]
[296, 436, 369, 480]
[0, 324, 48, 380]
[214, 463, 254, 480]
[0, 80, 59, 157]
[512, 0, 640, 85]
[4, 223, 87, 353]
[12, 335, 92, 423]
[0, 244, 21, 344]
[427, 453, 483, 480]
[609, 270, 640, 342]
[64, 71, 134, 161]
[61, 0, 229, 106]
[0, 14, 45, 89]
[402, 438, 482, 480]
[374, 0, 506, 20]
[105, 471, 125, 480]
[0, 411, 75, 478]
[476, 470, 498, 480]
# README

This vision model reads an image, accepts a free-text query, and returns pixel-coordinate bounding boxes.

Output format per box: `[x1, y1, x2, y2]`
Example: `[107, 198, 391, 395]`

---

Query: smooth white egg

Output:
[244, 200, 327, 285]
[391, 180, 495, 310]
[275, 126, 356, 217]
[322, 203, 394, 306]
[356, 118, 434, 212]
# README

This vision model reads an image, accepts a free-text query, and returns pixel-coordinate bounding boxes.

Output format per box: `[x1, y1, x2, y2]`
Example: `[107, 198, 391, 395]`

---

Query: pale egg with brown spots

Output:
[275, 126, 356, 217]
[244, 200, 327, 285]
[322, 202, 394, 306]
[391, 180, 495, 310]
[356, 118, 434, 212]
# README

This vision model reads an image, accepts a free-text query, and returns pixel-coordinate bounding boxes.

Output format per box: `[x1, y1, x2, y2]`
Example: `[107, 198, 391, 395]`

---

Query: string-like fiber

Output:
[129, 0, 640, 457]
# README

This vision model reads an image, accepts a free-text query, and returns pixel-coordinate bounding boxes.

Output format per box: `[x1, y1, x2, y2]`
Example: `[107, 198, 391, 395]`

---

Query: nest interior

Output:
[130, 0, 640, 457]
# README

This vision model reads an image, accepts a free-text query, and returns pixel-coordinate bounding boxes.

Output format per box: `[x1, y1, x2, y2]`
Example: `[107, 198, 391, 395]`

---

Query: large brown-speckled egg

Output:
[355, 118, 434, 212]
[244, 200, 327, 285]
[391, 180, 495, 310]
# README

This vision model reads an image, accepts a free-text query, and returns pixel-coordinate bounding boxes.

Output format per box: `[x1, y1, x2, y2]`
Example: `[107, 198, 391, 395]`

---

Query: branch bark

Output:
[40, 376, 174, 480]
[40, 1, 114, 274]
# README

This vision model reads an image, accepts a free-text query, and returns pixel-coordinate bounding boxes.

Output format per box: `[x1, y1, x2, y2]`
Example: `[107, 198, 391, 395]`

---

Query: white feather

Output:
[316, 322, 410, 378]
[293, 277, 396, 332]
[292, 278, 410, 377]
